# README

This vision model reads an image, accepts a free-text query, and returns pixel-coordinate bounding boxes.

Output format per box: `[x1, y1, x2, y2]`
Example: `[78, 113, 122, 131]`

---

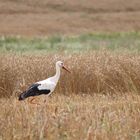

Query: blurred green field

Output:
[0, 32, 140, 53]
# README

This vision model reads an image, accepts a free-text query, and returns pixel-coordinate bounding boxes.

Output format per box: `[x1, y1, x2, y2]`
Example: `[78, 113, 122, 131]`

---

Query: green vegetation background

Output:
[0, 32, 140, 54]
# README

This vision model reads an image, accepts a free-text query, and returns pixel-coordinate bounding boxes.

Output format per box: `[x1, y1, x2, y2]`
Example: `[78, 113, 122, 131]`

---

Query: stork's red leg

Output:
[44, 99, 46, 103]
[28, 98, 41, 105]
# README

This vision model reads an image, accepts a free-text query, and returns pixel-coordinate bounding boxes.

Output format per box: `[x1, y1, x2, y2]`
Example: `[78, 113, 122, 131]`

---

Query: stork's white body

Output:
[37, 62, 61, 93]
[37, 78, 57, 94]
[18, 61, 70, 101]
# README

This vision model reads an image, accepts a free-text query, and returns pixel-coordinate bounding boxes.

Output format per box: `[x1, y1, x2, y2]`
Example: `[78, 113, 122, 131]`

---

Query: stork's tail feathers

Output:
[18, 91, 27, 101]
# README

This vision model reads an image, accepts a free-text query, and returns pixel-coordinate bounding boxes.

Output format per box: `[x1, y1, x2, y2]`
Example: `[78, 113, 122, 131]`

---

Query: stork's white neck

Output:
[51, 64, 61, 83]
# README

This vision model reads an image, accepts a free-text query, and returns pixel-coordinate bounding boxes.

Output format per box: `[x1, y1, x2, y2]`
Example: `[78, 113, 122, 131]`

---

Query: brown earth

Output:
[0, 0, 140, 36]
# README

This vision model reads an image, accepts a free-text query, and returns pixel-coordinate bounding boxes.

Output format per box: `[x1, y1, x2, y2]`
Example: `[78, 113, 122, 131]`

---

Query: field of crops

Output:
[0, 32, 140, 140]
[1, 0, 140, 139]
[0, 32, 140, 53]
[0, 0, 140, 36]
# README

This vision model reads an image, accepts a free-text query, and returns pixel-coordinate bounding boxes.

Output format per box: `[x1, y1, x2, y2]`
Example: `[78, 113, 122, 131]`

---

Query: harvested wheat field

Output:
[0, 0, 140, 36]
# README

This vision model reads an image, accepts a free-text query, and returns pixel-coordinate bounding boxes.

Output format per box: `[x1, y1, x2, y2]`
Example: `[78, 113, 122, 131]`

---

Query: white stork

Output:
[18, 61, 70, 102]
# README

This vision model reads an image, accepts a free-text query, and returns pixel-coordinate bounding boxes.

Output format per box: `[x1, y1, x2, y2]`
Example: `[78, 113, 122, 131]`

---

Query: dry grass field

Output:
[0, 94, 140, 140]
[0, 51, 140, 97]
[0, 51, 140, 139]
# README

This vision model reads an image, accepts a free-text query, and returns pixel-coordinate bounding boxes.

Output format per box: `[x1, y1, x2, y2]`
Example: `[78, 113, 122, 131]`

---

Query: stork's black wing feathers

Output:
[18, 83, 51, 101]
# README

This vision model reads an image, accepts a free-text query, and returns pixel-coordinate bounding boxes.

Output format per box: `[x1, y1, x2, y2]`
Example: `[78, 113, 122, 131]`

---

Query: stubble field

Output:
[0, 0, 140, 36]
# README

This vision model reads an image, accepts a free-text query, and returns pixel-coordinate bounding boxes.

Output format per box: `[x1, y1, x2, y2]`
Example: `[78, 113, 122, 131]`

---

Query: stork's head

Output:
[56, 61, 70, 73]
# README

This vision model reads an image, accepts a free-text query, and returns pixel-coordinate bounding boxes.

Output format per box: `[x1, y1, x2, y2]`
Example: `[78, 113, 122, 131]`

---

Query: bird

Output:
[18, 61, 70, 103]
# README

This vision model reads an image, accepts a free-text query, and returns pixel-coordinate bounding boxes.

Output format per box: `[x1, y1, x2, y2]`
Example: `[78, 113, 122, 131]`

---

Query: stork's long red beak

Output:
[62, 65, 71, 73]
